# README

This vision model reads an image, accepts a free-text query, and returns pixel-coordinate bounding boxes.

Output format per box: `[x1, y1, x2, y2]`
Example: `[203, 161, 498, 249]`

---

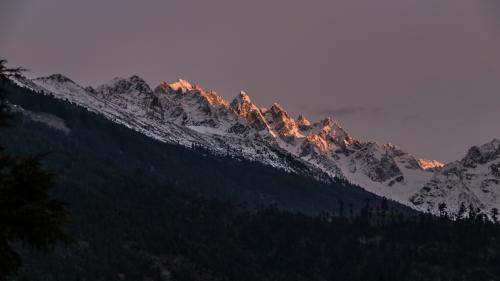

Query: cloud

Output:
[320, 106, 384, 118]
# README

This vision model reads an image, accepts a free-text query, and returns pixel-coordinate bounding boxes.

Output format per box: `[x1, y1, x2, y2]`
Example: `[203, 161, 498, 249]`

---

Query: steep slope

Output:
[2, 79, 410, 214]
[10, 74, 445, 210]
[4, 78, 500, 281]
[14, 75, 322, 177]
[411, 139, 500, 214]
[2, 80, 421, 281]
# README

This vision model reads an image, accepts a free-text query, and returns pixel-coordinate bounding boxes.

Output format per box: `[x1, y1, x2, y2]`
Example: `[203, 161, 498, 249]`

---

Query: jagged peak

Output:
[383, 143, 399, 150]
[270, 102, 286, 113]
[312, 117, 355, 146]
[239, 91, 251, 102]
[35, 73, 75, 84]
[268, 103, 295, 122]
[199, 90, 228, 107]
[96, 75, 152, 95]
[157, 79, 229, 108]
[227, 90, 272, 133]
[297, 115, 311, 127]
[129, 74, 147, 83]
[262, 102, 302, 139]
[232, 91, 252, 105]
[266, 103, 291, 121]
[319, 117, 343, 129]
[480, 139, 500, 151]
[166, 78, 194, 92]
[99, 75, 147, 85]
[231, 91, 258, 112]
[463, 139, 500, 166]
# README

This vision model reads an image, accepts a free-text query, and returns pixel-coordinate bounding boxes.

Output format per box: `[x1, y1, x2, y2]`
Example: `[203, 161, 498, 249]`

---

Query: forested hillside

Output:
[2, 81, 500, 281]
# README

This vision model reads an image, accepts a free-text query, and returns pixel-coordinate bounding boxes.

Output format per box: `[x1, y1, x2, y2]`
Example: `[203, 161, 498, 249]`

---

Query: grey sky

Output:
[1, 0, 499, 162]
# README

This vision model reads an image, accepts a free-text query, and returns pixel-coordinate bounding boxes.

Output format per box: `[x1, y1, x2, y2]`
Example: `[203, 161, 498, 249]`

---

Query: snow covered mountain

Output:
[411, 139, 500, 215]
[11, 75, 329, 179]
[15, 73, 498, 214]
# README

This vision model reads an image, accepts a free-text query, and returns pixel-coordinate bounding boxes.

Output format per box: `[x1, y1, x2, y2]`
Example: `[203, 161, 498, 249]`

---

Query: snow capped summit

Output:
[410, 139, 500, 214]
[96, 75, 153, 97]
[264, 103, 301, 139]
[93, 76, 156, 115]
[230, 91, 257, 117]
[235, 91, 251, 103]
[230, 91, 271, 133]
[158, 79, 227, 107]
[313, 118, 354, 146]
[164, 78, 194, 93]
[31, 74, 102, 110]
[153, 79, 232, 128]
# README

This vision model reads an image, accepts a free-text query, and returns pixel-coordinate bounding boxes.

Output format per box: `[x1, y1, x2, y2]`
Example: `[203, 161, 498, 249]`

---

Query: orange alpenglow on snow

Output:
[417, 159, 445, 170]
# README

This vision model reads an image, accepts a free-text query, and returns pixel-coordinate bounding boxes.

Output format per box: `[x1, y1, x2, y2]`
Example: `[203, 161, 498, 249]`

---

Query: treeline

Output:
[15, 191, 500, 281]
[436, 201, 499, 223]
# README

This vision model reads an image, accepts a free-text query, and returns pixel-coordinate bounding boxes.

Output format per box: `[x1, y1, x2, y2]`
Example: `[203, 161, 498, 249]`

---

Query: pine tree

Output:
[457, 202, 467, 220]
[381, 198, 388, 217]
[468, 203, 477, 221]
[338, 199, 344, 217]
[0, 60, 70, 280]
[491, 208, 499, 224]
[438, 202, 448, 219]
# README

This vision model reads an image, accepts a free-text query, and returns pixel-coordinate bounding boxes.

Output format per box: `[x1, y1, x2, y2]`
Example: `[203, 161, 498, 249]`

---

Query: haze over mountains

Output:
[9, 73, 500, 214]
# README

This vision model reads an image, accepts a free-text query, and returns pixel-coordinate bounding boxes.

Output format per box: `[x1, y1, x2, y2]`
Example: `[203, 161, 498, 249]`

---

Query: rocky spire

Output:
[297, 114, 311, 130]
[230, 91, 272, 132]
[230, 91, 257, 118]
[265, 103, 300, 138]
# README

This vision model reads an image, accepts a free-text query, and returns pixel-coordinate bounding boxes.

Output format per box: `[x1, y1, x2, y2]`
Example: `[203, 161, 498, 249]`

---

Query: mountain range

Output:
[9, 73, 500, 215]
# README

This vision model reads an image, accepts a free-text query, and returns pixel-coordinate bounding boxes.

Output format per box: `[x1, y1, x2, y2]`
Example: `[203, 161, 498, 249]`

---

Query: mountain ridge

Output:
[10, 73, 498, 214]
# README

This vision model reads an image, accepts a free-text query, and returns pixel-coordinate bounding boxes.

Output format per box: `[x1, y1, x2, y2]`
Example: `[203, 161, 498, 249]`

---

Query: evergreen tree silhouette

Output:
[0, 60, 70, 280]
[457, 202, 467, 220]
[491, 208, 499, 224]
[380, 197, 388, 222]
[338, 199, 345, 217]
[438, 202, 448, 219]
